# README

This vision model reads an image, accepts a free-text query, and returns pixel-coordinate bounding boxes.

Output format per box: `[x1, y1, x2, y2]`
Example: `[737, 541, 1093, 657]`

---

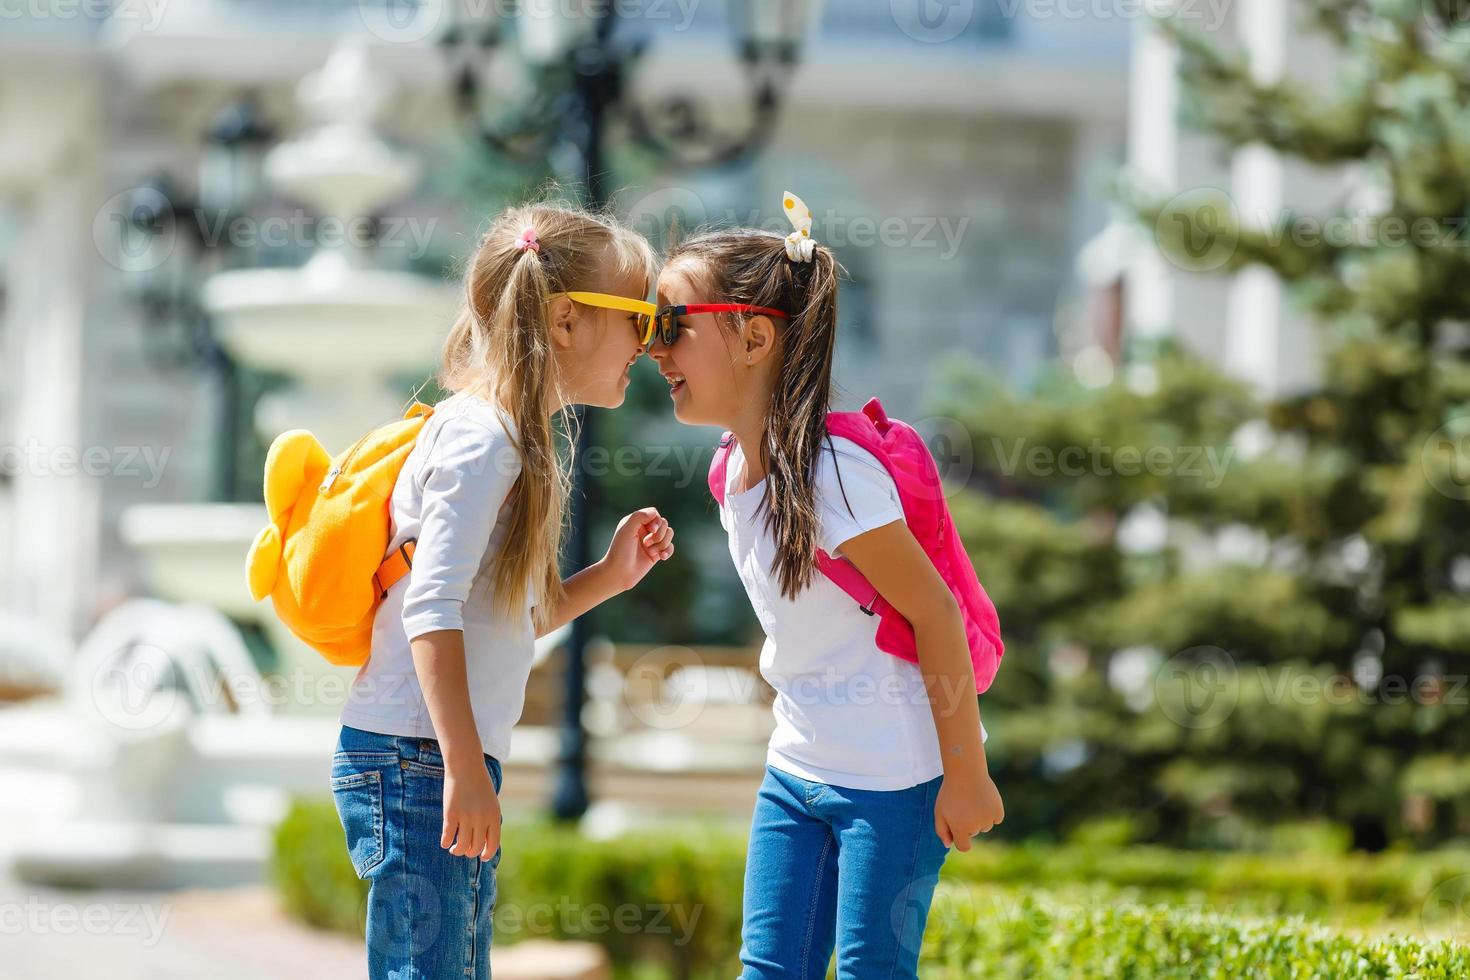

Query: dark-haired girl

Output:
[649, 193, 1004, 979]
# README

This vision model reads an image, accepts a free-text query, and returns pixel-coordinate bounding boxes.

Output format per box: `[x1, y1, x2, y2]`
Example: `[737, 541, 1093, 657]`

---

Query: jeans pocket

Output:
[331, 769, 386, 878]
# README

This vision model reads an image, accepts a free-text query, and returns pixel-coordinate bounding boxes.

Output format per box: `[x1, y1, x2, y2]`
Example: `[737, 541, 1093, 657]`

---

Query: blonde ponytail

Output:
[439, 200, 655, 627]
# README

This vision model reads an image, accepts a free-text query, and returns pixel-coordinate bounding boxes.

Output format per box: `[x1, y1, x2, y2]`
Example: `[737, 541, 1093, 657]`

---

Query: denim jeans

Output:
[331, 725, 503, 980]
[739, 766, 950, 980]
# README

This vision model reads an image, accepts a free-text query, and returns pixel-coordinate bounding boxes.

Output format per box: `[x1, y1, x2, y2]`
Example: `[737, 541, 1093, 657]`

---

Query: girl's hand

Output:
[600, 507, 674, 592]
[442, 756, 502, 862]
[935, 771, 1004, 852]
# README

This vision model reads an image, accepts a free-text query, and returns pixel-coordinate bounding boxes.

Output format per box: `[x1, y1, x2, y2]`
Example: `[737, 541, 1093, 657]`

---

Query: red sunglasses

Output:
[650, 303, 788, 346]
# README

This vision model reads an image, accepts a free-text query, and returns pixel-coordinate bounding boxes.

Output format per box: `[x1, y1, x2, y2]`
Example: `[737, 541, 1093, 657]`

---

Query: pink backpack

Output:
[708, 397, 1004, 693]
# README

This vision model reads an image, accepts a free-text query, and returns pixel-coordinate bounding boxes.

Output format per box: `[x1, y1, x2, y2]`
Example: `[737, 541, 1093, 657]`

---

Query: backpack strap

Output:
[815, 549, 886, 617]
[711, 419, 891, 620]
[707, 432, 737, 506]
[373, 539, 416, 599]
[818, 402, 897, 618]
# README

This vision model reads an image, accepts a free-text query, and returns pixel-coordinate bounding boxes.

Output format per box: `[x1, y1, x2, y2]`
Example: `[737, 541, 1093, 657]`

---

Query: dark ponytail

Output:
[666, 228, 843, 599]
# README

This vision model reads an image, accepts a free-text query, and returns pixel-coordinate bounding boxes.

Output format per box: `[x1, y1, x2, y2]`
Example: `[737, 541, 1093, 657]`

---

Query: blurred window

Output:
[820, 0, 1013, 42]
[642, 0, 1014, 43]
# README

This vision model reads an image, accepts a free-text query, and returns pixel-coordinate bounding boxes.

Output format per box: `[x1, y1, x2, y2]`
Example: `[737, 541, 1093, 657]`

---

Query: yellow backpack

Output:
[245, 402, 434, 666]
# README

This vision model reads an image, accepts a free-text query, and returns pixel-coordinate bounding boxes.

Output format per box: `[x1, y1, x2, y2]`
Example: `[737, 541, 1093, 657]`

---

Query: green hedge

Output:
[941, 841, 1470, 921]
[274, 800, 1470, 978]
[272, 802, 746, 978]
[272, 798, 366, 936]
[921, 883, 1470, 978]
[492, 817, 745, 977]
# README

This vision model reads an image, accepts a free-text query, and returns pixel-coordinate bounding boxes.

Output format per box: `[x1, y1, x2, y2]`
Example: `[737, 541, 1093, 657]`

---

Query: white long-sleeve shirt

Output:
[340, 391, 535, 761]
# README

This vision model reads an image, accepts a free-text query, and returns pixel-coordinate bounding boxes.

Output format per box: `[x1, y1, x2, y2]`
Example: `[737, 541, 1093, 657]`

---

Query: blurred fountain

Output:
[204, 41, 451, 450]
[123, 40, 456, 701]
[1, 43, 485, 889]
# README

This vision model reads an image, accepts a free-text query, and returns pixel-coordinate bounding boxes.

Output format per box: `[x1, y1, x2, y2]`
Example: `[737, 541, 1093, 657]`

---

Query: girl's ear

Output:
[547, 294, 576, 351]
[743, 314, 779, 366]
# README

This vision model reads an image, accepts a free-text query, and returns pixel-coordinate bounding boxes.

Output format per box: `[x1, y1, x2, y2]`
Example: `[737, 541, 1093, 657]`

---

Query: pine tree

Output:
[947, 1, 1470, 849]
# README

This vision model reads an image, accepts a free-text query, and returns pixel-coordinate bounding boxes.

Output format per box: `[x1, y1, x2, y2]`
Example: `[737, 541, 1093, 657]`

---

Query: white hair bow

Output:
[782, 191, 816, 263]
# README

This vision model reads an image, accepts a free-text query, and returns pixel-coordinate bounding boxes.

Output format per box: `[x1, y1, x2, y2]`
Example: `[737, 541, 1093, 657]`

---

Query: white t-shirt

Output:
[340, 391, 536, 761]
[720, 436, 986, 791]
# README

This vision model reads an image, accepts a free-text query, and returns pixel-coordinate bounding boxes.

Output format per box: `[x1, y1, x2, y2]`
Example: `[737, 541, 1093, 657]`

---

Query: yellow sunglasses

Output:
[555, 291, 659, 345]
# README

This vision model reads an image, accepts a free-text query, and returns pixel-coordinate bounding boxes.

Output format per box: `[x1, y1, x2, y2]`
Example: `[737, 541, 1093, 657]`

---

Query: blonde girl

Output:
[333, 203, 674, 980]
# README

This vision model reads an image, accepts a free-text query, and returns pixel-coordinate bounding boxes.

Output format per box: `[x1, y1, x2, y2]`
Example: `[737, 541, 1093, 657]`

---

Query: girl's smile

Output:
[557, 268, 653, 410]
[651, 263, 738, 427]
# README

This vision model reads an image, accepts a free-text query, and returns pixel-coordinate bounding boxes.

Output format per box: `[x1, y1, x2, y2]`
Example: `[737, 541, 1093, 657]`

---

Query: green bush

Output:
[271, 801, 744, 979]
[272, 797, 366, 936]
[940, 842, 1470, 920]
[274, 800, 1470, 977]
[491, 818, 745, 979]
[920, 884, 1470, 979]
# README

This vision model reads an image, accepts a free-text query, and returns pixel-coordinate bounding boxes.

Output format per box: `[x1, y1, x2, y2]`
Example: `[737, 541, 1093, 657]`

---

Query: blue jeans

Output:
[740, 766, 950, 980]
[331, 725, 503, 980]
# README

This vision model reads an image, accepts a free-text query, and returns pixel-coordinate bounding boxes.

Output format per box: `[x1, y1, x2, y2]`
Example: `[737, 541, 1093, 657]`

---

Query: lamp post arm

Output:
[622, 74, 782, 170]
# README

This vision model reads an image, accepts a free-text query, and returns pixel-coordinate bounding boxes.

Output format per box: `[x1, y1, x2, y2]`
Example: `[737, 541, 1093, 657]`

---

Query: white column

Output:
[0, 57, 102, 641]
[1124, 15, 1180, 340]
[0, 208, 13, 611]
[9, 172, 99, 638]
[1223, 0, 1288, 394]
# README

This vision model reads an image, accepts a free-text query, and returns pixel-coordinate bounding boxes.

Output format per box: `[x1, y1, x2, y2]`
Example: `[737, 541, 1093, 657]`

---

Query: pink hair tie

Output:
[514, 226, 540, 254]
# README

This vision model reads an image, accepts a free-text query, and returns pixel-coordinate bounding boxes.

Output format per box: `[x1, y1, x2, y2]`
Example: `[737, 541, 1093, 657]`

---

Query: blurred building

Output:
[0, 0, 1130, 644]
[1120, 0, 1342, 397]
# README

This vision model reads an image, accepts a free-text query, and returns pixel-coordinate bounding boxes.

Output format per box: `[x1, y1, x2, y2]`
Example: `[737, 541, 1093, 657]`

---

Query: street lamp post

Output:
[441, 0, 820, 820]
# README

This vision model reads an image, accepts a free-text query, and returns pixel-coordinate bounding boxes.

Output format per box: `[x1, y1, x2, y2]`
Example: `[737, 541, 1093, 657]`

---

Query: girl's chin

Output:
[600, 368, 633, 407]
[670, 392, 705, 425]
